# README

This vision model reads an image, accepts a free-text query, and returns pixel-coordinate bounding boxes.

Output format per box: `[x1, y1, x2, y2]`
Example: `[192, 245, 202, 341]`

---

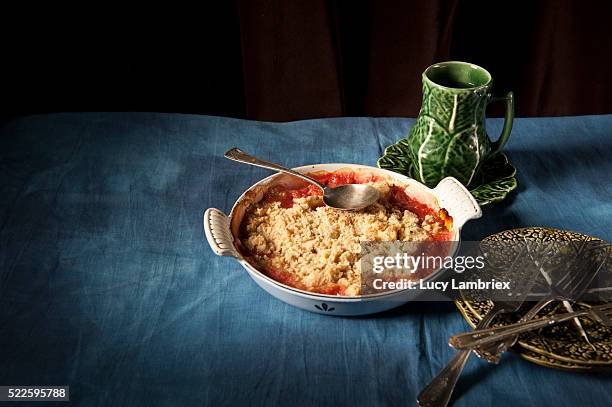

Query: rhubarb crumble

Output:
[240, 170, 452, 296]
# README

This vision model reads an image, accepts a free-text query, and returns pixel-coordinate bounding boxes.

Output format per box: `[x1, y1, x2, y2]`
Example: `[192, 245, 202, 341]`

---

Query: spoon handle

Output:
[224, 148, 325, 190]
[417, 302, 505, 407]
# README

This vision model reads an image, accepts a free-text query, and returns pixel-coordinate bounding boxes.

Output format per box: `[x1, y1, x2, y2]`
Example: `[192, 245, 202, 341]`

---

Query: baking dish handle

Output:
[204, 208, 241, 258]
[433, 177, 482, 229]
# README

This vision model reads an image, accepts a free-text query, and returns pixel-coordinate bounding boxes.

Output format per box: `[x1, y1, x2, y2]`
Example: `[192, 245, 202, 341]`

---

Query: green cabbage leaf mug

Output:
[406, 61, 514, 187]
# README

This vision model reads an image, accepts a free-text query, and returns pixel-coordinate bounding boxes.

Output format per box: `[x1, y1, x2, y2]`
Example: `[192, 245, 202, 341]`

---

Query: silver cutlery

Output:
[475, 238, 609, 363]
[417, 238, 609, 406]
[416, 299, 521, 407]
[450, 302, 612, 350]
[417, 244, 538, 407]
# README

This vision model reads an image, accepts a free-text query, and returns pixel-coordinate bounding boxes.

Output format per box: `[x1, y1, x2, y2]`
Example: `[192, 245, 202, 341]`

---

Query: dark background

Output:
[3, 0, 612, 122]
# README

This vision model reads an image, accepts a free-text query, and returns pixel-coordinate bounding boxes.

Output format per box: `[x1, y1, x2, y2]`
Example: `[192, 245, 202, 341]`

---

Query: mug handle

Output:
[488, 91, 514, 156]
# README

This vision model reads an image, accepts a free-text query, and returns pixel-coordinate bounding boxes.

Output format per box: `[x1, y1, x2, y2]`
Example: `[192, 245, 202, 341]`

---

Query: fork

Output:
[474, 238, 609, 363]
[450, 302, 612, 350]
[418, 239, 608, 406]
[416, 300, 520, 407]
[416, 244, 538, 407]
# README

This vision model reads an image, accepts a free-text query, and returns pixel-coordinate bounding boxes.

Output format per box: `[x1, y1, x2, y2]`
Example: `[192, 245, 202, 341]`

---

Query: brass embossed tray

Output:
[456, 227, 612, 371]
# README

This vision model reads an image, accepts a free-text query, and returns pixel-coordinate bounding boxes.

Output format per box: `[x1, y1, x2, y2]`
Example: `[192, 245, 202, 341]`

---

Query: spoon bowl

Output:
[323, 183, 380, 210]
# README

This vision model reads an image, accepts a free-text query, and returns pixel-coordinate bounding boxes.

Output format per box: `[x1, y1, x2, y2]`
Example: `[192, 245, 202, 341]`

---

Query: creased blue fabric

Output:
[0, 113, 611, 407]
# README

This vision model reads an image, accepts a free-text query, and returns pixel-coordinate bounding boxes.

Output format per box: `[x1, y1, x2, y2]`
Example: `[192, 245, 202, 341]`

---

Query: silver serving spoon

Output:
[224, 148, 379, 210]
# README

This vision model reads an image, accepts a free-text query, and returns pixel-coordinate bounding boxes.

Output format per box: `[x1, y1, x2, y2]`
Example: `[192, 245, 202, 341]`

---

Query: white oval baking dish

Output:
[204, 164, 481, 316]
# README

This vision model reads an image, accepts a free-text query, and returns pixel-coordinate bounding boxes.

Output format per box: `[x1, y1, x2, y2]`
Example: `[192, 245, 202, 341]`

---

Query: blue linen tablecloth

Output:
[0, 113, 611, 406]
